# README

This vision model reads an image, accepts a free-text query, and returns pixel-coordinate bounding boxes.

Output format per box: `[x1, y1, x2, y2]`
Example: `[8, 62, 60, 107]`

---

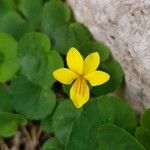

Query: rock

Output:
[67, 0, 150, 112]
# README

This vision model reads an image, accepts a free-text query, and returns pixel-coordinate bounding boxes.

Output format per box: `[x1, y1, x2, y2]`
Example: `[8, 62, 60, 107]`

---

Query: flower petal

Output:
[53, 68, 79, 85]
[70, 78, 89, 108]
[83, 52, 100, 74]
[67, 47, 83, 75]
[84, 71, 110, 86]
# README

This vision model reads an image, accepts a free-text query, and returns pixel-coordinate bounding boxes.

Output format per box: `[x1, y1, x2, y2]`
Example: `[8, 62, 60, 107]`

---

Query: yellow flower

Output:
[53, 47, 110, 108]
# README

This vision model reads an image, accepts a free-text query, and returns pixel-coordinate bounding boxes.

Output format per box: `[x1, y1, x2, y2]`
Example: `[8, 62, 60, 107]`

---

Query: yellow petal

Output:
[70, 78, 89, 108]
[83, 52, 100, 75]
[66, 47, 83, 75]
[84, 71, 110, 86]
[53, 68, 78, 85]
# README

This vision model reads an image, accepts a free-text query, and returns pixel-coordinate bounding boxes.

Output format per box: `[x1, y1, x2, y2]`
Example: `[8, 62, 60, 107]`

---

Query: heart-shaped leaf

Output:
[19, 32, 63, 88]
[17, 0, 43, 29]
[96, 124, 145, 150]
[135, 127, 150, 150]
[48, 50, 64, 86]
[42, 138, 62, 150]
[66, 96, 137, 149]
[50, 22, 92, 54]
[92, 59, 124, 96]
[79, 41, 110, 62]
[135, 109, 150, 150]
[0, 84, 12, 112]
[0, 11, 29, 39]
[0, 111, 27, 137]
[0, 0, 15, 18]
[52, 100, 82, 144]
[41, 114, 54, 134]
[0, 32, 20, 82]
[11, 74, 56, 120]
[66, 124, 145, 150]
[42, 0, 71, 37]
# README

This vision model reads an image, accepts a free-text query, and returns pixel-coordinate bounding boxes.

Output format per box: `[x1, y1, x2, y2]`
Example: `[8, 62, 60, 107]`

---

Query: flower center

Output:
[78, 75, 85, 80]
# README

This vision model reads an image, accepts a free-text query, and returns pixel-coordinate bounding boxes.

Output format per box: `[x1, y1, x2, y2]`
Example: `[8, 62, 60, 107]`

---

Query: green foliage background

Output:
[0, 0, 149, 149]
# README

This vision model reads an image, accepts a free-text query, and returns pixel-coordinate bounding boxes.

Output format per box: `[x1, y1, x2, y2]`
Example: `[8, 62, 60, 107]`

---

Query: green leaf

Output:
[42, 138, 62, 150]
[63, 23, 91, 54]
[41, 99, 66, 134]
[67, 124, 145, 150]
[17, 0, 43, 28]
[96, 124, 145, 150]
[42, 0, 71, 54]
[0, 11, 29, 39]
[48, 50, 64, 86]
[0, 112, 27, 138]
[41, 114, 54, 133]
[140, 109, 150, 130]
[66, 96, 137, 150]
[135, 109, 150, 150]
[92, 59, 124, 96]
[19, 32, 55, 88]
[0, 32, 20, 82]
[53, 100, 82, 144]
[0, 0, 15, 18]
[66, 124, 144, 150]
[50, 25, 68, 54]
[79, 41, 110, 62]
[42, 1, 94, 54]
[135, 127, 150, 150]
[51, 23, 92, 54]
[69, 23, 91, 41]
[42, 0, 71, 37]
[0, 84, 12, 112]
[11, 74, 56, 120]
